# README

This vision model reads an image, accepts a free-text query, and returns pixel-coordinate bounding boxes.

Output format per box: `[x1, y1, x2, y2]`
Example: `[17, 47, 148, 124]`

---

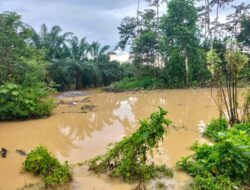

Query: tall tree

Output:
[237, 15, 250, 48]
[226, 3, 250, 49]
[117, 4, 159, 69]
[55, 36, 89, 89]
[88, 42, 110, 62]
[31, 24, 72, 59]
[0, 12, 47, 84]
[161, 0, 200, 86]
[131, 9, 158, 68]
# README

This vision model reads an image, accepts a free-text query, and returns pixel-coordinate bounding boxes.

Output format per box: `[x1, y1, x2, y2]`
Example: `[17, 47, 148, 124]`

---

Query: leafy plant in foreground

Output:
[0, 83, 55, 120]
[87, 107, 173, 182]
[234, 123, 250, 134]
[203, 117, 228, 141]
[178, 124, 250, 190]
[23, 146, 72, 187]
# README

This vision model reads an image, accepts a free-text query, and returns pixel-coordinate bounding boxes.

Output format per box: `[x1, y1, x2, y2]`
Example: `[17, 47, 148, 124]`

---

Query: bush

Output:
[105, 76, 165, 92]
[189, 174, 239, 190]
[23, 146, 72, 187]
[0, 83, 55, 120]
[234, 123, 250, 134]
[203, 118, 228, 141]
[87, 107, 173, 182]
[177, 124, 250, 190]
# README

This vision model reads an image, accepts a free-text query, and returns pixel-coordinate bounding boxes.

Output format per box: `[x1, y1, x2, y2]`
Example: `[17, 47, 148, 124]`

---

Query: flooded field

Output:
[1, 88, 240, 190]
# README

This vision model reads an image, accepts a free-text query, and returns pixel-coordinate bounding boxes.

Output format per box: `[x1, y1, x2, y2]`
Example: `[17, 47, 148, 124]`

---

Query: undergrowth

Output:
[23, 146, 72, 187]
[87, 107, 173, 182]
[203, 117, 229, 141]
[104, 77, 165, 92]
[0, 83, 55, 120]
[177, 122, 250, 190]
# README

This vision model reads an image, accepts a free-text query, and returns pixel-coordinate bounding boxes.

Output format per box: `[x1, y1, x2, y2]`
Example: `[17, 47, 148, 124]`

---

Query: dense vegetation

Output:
[23, 146, 72, 187]
[87, 108, 173, 184]
[113, 0, 250, 90]
[0, 0, 249, 119]
[177, 121, 250, 190]
[0, 83, 55, 120]
[0, 0, 249, 189]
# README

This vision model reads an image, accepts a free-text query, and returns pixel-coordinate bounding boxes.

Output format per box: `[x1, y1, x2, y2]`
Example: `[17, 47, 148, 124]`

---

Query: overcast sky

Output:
[0, 0, 248, 50]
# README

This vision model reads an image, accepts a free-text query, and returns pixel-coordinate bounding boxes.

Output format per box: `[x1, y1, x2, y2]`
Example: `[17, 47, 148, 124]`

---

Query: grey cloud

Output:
[0, 0, 141, 48]
[0, 0, 248, 49]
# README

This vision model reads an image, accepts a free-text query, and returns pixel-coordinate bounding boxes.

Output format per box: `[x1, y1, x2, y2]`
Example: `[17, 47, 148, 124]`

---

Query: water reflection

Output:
[0, 89, 238, 190]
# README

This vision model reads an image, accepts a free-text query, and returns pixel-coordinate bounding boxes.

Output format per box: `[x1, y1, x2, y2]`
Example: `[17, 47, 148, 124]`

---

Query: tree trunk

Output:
[184, 48, 189, 87]
[215, 0, 219, 40]
[206, 0, 213, 49]
[75, 71, 81, 89]
[136, 0, 141, 37]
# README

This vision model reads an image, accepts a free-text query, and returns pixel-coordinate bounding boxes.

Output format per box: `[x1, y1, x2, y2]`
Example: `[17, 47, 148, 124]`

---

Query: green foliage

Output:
[160, 0, 205, 87]
[87, 108, 173, 181]
[0, 12, 31, 83]
[177, 122, 250, 190]
[204, 118, 229, 141]
[188, 174, 239, 190]
[0, 12, 50, 86]
[206, 50, 221, 76]
[0, 83, 55, 120]
[106, 76, 165, 92]
[237, 16, 250, 48]
[234, 123, 250, 134]
[23, 146, 72, 187]
[110, 77, 153, 91]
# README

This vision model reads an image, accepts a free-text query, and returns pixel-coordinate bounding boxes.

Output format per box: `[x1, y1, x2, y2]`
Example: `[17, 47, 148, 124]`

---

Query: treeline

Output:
[113, 0, 250, 89]
[0, 12, 128, 120]
[0, 12, 128, 91]
[0, 0, 250, 119]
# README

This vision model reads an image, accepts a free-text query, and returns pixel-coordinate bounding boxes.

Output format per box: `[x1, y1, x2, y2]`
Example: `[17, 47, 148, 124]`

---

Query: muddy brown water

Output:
[0, 89, 245, 190]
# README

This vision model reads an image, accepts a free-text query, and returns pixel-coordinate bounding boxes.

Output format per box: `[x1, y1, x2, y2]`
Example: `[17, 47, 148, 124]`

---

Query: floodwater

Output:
[0, 88, 243, 190]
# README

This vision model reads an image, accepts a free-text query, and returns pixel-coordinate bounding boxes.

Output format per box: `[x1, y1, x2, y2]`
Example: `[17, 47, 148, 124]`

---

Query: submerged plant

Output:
[87, 107, 173, 182]
[23, 146, 72, 187]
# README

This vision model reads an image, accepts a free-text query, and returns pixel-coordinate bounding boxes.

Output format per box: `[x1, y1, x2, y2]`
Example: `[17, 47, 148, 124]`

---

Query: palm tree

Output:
[66, 36, 89, 89]
[31, 24, 72, 59]
[88, 42, 110, 62]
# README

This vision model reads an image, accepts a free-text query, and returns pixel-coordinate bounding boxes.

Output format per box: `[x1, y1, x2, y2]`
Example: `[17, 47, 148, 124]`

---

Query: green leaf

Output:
[0, 89, 8, 94]
[12, 91, 19, 96]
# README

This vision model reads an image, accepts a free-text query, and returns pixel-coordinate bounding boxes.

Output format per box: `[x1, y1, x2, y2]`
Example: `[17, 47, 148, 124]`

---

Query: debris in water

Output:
[16, 149, 27, 156]
[81, 105, 97, 113]
[1, 148, 7, 158]
[198, 120, 206, 134]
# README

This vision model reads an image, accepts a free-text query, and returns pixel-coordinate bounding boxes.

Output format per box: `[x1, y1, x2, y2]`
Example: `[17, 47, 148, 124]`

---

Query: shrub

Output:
[87, 107, 173, 182]
[23, 146, 72, 187]
[189, 174, 239, 190]
[105, 76, 165, 92]
[233, 123, 250, 134]
[0, 83, 55, 120]
[203, 118, 229, 141]
[177, 124, 250, 190]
